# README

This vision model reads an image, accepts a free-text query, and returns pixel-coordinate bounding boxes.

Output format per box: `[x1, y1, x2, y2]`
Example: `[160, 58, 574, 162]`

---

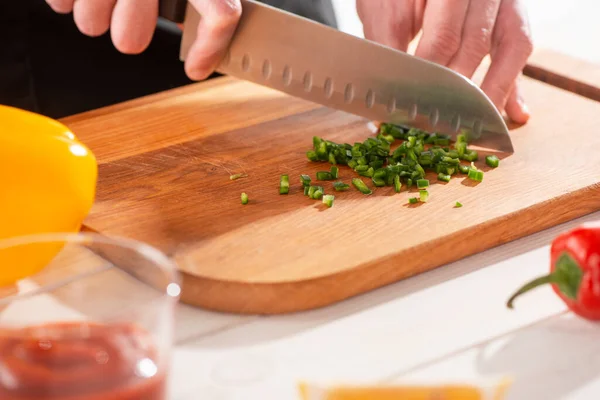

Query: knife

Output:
[158, 0, 513, 153]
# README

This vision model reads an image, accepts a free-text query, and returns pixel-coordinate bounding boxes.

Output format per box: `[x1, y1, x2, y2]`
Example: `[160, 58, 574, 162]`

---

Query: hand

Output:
[44, 0, 242, 81]
[356, 0, 534, 124]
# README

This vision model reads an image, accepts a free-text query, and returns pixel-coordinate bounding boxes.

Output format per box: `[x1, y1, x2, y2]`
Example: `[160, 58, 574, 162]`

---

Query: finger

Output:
[45, 0, 75, 14]
[414, 0, 470, 65]
[480, 0, 533, 116]
[356, 0, 421, 52]
[73, 0, 117, 37]
[184, 0, 242, 81]
[447, 0, 502, 78]
[504, 79, 530, 124]
[111, 0, 159, 55]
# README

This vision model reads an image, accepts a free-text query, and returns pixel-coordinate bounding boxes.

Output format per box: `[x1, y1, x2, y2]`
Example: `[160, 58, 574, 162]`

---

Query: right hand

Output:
[356, 0, 534, 124]
[45, 0, 242, 81]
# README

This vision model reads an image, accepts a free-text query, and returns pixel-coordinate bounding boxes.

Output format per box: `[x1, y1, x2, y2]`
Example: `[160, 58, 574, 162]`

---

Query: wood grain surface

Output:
[61, 52, 600, 315]
[525, 48, 600, 102]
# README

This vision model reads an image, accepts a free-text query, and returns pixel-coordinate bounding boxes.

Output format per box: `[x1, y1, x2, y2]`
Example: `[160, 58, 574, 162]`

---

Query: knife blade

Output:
[160, 0, 513, 153]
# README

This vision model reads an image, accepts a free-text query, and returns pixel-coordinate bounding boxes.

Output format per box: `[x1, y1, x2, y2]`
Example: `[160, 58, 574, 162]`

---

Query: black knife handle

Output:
[158, 0, 187, 23]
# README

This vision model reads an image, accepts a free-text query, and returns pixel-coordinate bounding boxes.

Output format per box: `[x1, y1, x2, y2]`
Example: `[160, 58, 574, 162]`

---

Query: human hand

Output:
[44, 0, 242, 81]
[356, 0, 534, 124]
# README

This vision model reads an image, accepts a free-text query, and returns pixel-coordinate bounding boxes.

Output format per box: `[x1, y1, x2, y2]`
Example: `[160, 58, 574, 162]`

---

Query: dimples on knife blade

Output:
[178, 0, 512, 152]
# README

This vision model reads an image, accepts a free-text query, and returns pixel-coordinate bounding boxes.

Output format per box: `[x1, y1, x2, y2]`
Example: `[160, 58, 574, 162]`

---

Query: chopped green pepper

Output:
[485, 155, 499, 168]
[300, 174, 312, 186]
[416, 179, 429, 189]
[352, 178, 372, 195]
[330, 166, 340, 179]
[333, 181, 350, 191]
[241, 192, 249, 205]
[322, 194, 335, 208]
[280, 175, 290, 194]
[393, 175, 402, 193]
[316, 171, 334, 181]
[468, 168, 484, 182]
[372, 177, 386, 187]
[438, 173, 451, 183]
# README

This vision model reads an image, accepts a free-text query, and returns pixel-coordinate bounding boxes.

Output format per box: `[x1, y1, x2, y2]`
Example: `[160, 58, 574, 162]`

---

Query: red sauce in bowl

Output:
[0, 322, 167, 400]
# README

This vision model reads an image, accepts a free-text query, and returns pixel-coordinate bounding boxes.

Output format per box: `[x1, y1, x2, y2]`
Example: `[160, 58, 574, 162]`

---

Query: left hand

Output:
[44, 0, 242, 81]
[356, 0, 534, 124]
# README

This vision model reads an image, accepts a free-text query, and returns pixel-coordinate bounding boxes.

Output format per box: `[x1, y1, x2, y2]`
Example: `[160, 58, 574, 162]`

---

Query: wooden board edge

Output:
[177, 183, 600, 315]
[524, 48, 600, 102]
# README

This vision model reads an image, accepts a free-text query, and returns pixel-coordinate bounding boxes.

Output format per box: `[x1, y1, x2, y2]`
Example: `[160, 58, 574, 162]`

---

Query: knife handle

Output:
[158, 0, 187, 23]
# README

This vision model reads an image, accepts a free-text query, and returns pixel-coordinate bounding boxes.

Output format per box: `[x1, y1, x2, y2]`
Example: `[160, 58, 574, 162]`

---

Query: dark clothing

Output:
[0, 0, 336, 119]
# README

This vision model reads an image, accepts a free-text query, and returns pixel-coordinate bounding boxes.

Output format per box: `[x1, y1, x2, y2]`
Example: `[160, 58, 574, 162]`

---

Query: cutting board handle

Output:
[159, 0, 187, 23]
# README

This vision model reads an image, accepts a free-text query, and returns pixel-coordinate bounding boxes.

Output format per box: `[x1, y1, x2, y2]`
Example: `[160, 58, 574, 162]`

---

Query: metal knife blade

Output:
[171, 0, 513, 152]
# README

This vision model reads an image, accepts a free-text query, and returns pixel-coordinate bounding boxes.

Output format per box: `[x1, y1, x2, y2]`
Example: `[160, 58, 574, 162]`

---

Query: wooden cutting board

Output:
[62, 51, 600, 315]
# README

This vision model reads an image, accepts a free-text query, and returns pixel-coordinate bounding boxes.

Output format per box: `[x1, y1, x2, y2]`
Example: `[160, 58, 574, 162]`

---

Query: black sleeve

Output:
[1, 0, 337, 120]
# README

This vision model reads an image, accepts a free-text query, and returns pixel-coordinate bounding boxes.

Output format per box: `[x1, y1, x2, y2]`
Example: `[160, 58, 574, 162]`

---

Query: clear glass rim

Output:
[0, 231, 181, 301]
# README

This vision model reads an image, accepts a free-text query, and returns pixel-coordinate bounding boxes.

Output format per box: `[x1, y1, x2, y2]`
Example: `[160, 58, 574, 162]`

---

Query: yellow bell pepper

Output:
[0, 105, 98, 286]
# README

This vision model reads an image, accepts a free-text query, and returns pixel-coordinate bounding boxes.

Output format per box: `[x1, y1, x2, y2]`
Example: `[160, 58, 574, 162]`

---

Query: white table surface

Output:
[169, 2, 600, 399]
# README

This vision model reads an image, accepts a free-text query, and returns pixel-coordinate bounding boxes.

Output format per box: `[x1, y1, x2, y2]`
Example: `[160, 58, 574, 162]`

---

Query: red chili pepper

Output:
[507, 221, 600, 320]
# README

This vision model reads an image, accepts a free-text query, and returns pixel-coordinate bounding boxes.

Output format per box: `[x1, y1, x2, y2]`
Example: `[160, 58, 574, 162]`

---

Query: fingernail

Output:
[186, 67, 208, 81]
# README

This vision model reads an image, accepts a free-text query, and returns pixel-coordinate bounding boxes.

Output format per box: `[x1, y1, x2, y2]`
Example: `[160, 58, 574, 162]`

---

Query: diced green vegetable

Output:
[455, 201, 463, 208]
[461, 150, 478, 162]
[330, 166, 339, 179]
[393, 175, 402, 193]
[438, 173, 451, 183]
[358, 167, 375, 178]
[316, 171, 334, 180]
[302, 125, 495, 209]
[373, 168, 387, 180]
[280, 175, 289, 194]
[468, 168, 484, 182]
[455, 141, 467, 157]
[300, 174, 311, 186]
[322, 194, 335, 208]
[485, 155, 499, 168]
[416, 179, 429, 189]
[333, 181, 350, 191]
[328, 152, 337, 165]
[443, 156, 460, 165]
[408, 197, 419, 204]
[372, 177, 386, 187]
[304, 186, 310, 196]
[352, 178, 372, 195]
[241, 192, 249, 205]
[312, 189, 323, 200]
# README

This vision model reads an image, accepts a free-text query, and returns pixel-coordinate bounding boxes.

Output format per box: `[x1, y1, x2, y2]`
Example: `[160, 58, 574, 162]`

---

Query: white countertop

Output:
[170, 2, 600, 399]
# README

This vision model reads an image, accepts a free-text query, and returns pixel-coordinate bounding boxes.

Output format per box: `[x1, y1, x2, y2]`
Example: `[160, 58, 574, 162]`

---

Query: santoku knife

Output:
[158, 0, 513, 153]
